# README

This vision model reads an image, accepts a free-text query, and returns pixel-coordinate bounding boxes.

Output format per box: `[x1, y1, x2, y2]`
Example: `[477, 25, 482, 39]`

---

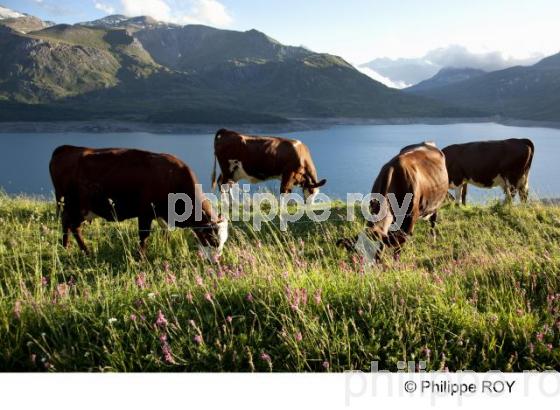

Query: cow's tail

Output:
[49, 148, 63, 218]
[211, 154, 218, 191]
[522, 138, 535, 174]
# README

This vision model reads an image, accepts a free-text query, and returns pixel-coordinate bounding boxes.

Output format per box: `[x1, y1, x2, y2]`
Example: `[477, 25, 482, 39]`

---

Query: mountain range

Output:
[405, 54, 560, 121]
[0, 6, 473, 124]
[0, 5, 559, 124]
[406, 67, 487, 93]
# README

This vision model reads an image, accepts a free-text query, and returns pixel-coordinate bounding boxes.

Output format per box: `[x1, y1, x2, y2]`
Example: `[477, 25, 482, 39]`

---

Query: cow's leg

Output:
[429, 212, 438, 242]
[71, 223, 88, 254]
[390, 214, 416, 260]
[502, 181, 514, 204]
[518, 174, 530, 203]
[61, 210, 72, 248]
[461, 183, 468, 205]
[280, 172, 295, 194]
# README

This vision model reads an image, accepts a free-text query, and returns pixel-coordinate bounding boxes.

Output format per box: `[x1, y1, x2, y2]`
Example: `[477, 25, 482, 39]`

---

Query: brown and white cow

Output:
[49, 145, 228, 259]
[211, 129, 326, 201]
[442, 138, 534, 205]
[338, 142, 449, 262]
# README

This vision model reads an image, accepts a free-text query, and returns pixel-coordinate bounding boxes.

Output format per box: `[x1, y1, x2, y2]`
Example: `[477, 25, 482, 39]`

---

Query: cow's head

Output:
[193, 216, 229, 262]
[303, 178, 327, 203]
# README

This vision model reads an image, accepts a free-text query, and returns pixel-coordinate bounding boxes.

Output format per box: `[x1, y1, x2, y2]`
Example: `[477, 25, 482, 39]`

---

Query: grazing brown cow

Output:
[442, 138, 534, 205]
[338, 142, 449, 262]
[211, 129, 326, 201]
[49, 145, 228, 259]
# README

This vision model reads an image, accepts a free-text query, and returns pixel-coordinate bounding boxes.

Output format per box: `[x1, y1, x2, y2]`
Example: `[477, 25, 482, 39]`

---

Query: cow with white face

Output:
[211, 129, 326, 202]
[338, 142, 449, 262]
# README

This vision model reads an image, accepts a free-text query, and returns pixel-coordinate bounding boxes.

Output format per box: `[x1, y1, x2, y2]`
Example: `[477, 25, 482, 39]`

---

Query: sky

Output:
[5, 0, 560, 66]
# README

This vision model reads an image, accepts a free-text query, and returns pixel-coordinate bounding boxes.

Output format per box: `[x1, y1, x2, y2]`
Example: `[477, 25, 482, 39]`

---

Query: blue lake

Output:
[1, 123, 559, 201]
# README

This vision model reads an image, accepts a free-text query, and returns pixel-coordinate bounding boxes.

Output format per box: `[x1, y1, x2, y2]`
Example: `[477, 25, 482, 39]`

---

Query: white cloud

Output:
[179, 0, 232, 26]
[120, 0, 233, 27]
[121, 0, 171, 21]
[424, 45, 543, 72]
[357, 66, 410, 89]
[361, 45, 546, 87]
[94, 1, 116, 15]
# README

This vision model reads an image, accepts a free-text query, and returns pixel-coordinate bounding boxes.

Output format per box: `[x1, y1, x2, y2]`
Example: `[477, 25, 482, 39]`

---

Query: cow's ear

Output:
[313, 179, 327, 188]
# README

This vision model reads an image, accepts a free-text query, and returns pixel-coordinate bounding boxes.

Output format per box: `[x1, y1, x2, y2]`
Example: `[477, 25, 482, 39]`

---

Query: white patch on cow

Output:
[228, 159, 259, 183]
[463, 175, 506, 190]
[228, 159, 280, 183]
[354, 231, 381, 264]
[198, 219, 229, 262]
[216, 219, 228, 253]
[422, 212, 434, 221]
[491, 175, 507, 189]
[293, 139, 302, 147]
[425, 141, 437, 147]
[303, 187, 319, 203]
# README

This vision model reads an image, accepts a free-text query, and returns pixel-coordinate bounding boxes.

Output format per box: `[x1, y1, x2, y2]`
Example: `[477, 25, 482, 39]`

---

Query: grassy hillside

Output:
[1, 194, 559, 371]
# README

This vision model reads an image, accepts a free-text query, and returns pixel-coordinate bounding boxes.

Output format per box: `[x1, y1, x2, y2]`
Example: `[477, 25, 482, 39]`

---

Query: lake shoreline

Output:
[1, 117, 560, 134]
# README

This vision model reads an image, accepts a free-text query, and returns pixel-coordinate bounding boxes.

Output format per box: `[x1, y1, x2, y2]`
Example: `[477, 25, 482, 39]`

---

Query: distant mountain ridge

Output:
[0, 5, 54, 33]
[406, 53, 560, 121]
[406, 67, 487, 92]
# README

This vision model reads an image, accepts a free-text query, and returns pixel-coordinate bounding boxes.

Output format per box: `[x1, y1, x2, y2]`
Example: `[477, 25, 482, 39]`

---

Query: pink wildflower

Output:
[130, 314, 137, 322]
[194, 334, 203, 344]
[314, 289, 322, 305]
[204, 292, 213, 302]
[135, 273, 147, 289]
[260, 352, 271, 362]
[186, 292, 193, 303]
[195, 275, 204, 286]
[226, 315, 233, 323]
[165, 272, 176, 285]
[56, 283, 68, 298]
[246, 292, 254, 302]
[322, 361, 330, 370]
[155, 310, 168, 328]
[159, 333, 175, 364]
[13, 300, 21, 319]
[295, 332, 303, 342]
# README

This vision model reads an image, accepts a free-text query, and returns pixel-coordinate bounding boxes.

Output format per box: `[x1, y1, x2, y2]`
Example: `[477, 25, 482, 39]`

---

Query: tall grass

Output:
[0, 193, 559, 371]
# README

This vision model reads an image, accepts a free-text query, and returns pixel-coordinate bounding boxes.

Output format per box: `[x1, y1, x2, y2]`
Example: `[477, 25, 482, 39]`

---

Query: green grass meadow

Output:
[1, 194, 559, 371]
